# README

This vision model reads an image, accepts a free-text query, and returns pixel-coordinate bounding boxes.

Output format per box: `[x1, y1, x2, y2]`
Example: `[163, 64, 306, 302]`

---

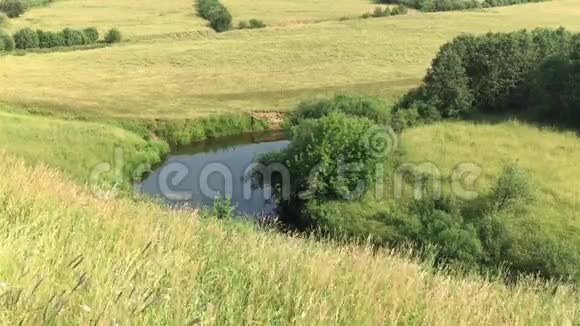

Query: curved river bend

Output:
[138, 131, 289, 216]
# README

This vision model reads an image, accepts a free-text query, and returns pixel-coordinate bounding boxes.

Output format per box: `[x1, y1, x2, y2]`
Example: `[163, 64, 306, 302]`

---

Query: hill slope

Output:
[0, 153, 577, 324]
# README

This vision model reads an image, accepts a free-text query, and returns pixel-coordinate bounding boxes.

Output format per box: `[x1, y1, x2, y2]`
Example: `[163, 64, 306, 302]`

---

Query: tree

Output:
[13, 28, 39, 49]
[423, 47, 474, 118]
[0, 0, 25, 18]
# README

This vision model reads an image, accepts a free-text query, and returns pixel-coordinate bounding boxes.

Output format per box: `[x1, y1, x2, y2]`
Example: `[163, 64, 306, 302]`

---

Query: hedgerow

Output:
[4, 26, 114, 52]
[375, 0, 549, 12]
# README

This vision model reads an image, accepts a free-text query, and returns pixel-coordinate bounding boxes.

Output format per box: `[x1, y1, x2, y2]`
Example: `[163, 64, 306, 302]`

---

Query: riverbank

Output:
[0, 104, 279, 193]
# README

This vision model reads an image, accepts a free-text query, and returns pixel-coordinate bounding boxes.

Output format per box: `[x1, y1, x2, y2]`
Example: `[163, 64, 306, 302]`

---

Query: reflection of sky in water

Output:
[140, 138, 289, 215]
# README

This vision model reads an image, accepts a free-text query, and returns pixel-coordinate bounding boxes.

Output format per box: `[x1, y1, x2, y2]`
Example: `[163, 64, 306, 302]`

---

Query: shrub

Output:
[0, 0, 25, 18]
[489, 163, 534, 212]
[37, 30, 65, 48]
[0, 12, 8, 26]
[262, 112, 384, 204]
[104, 28, 122, 44]
[0, 28, 14, 51]
[248, 18, 266, 29]
[391, 5, 408, 15]
[83, 27, 99, 44]
[210, 196, 236, 219]
[238, 19, 266, 29]
[13, 27, 39, 49]
[62, 28, 85, 46]
[287, 95, 391, 127]
[197, 0, 232, 33]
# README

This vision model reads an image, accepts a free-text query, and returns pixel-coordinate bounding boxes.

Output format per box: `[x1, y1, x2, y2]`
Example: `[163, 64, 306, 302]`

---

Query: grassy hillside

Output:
[1, 1, 579, 117]
[0, 107, 168, 187]
[0, 153, 577, 324]
[402, 121, 580, 266]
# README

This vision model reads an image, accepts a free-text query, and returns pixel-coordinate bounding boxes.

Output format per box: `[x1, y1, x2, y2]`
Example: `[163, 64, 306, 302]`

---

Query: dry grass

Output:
[0, 1, 579, 117]
[5, 0, 209, 40]
[0, 152, 578, 324]
[221, 0, 395, 26]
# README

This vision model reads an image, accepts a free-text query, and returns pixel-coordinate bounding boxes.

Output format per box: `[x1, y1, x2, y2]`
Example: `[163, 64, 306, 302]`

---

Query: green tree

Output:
[13, 28, 39, 49]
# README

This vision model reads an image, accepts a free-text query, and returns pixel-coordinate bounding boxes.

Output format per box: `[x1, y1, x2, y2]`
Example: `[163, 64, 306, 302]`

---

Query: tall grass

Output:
[0, 153, 578, 323]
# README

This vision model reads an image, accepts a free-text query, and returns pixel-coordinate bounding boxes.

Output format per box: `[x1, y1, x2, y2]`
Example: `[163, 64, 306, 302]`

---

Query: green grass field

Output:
[403, 121, 580, 258]
[0, 152, 577, 324]
[1, 1, 579, 117]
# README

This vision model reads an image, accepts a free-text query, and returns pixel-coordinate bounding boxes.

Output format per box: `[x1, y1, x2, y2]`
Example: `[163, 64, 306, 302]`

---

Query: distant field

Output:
[6, 0, 209, 39]
[0, 1, 578, 118]
[221, 0, 393, 26]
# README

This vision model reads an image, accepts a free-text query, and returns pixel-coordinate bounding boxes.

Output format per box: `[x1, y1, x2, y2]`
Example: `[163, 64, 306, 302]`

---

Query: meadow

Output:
[0, 1, 579, 117]
[0, 153, 578, 324]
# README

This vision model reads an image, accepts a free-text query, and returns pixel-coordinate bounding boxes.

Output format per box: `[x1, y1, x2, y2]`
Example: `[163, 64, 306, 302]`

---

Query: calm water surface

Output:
[139, 131, 289, 215]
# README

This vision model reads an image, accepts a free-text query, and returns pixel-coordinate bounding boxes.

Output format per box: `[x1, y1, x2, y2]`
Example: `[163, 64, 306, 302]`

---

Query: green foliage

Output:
[396, 28, 575, 126]
[13, 27, 39, 49]
[62, 28, 85, 46]
[210, 196, 237, 219]
[376, 0, 548, 12]
[36, 30, 65, 48]
[83, 27, 99, 44]
[422, 45, 474, 117]
[238, 18, 266, 29]
[391, 4, 408, 15]
[488, 163, 535, 212]
[249, 18, 266, 29]
[0, 28, 14, 51]
[143, 114, 264, 148]
[0, 12, 8, 26]
[196, 0, 232, 33]
[104, 28, 122, 44]
[410, 196, 484, 266]
[266, 112, 383, 203]
[287, 95, 391, 127]
[529, 35, 580, 127]
[0, 0, 26, 18]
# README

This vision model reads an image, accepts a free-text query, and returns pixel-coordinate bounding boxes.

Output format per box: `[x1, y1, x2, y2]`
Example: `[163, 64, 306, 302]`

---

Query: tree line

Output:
[394, 27, 580, 131]
[376, 0, 549, 12]
[0, 27, 121, 52]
